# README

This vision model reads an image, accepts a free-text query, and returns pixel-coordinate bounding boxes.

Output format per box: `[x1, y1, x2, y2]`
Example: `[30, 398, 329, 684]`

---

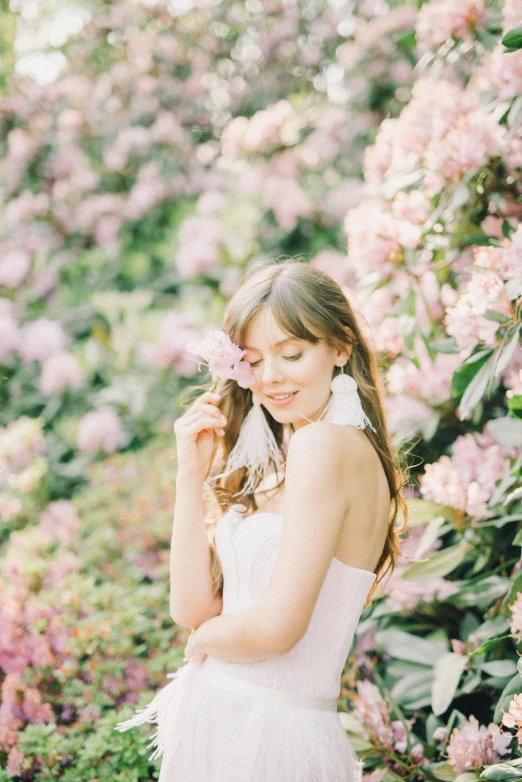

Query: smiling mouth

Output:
[267, 391, 298, 400]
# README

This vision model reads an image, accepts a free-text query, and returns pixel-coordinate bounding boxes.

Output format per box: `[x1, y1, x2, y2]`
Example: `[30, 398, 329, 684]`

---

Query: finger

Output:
[189, 403, 226, 419]
[193, 392, 222, 408]
[184, 417, 227, 435]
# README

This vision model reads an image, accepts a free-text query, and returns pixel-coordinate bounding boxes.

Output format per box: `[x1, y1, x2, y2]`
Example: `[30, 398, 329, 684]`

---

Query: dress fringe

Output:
[114, 661, 201, 761]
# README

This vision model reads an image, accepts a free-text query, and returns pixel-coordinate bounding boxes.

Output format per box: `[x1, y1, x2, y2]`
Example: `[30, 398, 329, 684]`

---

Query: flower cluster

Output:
[446, 716, 511, 772]
[420, 431, 513, 521]
[187, 330, 255, 389]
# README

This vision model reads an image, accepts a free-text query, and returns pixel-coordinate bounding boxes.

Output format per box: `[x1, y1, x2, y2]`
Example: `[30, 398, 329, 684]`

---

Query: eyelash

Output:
[249, 353, 302, 368]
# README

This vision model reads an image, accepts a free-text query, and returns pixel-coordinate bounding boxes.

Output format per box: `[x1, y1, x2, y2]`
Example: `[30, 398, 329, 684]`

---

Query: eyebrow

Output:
[243, 337, 299, 351]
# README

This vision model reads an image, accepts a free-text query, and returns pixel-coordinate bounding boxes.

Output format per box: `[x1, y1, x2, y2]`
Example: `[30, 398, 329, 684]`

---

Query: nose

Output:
[261, 356, 285, 386]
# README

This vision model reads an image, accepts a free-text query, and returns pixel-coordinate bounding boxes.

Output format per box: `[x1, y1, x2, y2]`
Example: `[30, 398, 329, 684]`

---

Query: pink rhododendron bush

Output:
[1, 0, 522, 779]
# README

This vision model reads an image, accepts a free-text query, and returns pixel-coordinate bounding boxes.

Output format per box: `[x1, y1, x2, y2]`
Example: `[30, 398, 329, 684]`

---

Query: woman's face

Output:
[243, 306, 349, 430]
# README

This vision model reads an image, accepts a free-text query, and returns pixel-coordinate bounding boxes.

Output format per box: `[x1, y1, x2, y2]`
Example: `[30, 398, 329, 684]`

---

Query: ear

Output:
[334, 345, 351, 367]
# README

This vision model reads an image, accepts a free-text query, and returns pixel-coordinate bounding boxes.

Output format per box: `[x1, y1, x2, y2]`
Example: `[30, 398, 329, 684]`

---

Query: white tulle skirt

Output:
[116, 659, 364, 782]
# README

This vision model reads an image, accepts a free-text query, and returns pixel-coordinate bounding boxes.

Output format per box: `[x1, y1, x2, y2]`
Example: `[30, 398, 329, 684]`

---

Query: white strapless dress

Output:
[116, 505, 376, 781]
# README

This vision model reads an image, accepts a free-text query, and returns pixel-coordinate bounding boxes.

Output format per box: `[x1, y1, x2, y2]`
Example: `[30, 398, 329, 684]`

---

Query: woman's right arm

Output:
[169, 391, 226, 629]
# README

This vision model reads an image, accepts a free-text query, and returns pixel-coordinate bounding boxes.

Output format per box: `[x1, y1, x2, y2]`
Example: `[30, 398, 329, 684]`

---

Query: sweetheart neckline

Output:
[224, 509, 376, 581]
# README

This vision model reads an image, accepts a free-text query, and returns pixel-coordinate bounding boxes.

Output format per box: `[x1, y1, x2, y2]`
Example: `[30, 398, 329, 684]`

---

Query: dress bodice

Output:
[207, 507, 376, 700]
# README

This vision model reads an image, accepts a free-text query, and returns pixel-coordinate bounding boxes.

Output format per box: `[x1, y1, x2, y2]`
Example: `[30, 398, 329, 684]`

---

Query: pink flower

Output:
[447, 716, 511, 772]
[384, 567, 458, 611]
[143, 312, 201, 377]
[502, 693, 522, 744]
[420, 431, 513, 521]
[187, 330, 254, 389]
[76, 409, 125, 453]
[310, 250, 352, 287]
[0, 249, 31, 288]
[416, 0, 488, 50]
[353, 680, 394, 749]
[445, 270, 513, 352]
[509, 592, 522, 640]
[39, 500, 80, 545]
[19, 318, 66, 363]
[39, 352, 85, 394]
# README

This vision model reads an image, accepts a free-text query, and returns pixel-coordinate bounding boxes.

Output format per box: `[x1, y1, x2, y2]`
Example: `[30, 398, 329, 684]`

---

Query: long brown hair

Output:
[185, 259, 408, 603]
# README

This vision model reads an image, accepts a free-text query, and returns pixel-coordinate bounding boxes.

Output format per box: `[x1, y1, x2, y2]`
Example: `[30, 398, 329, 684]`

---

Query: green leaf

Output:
[401, 541, 467, 582]
[415, 516, 448, 559]
[483, 309, 511, 324]
[479, 660, 518, 678]
[493, 672, 522, 722]
[432, 763, 457, 781]
[431, 653, 469, 716]
[508, 395, 522, 419]
[375, 629, 447, 665]
[505, 277, 522, 300]
[502, 24, 522, 51]
[406, 498, 457, 527]
[450, 576, 512, 609]
[459, 357, 495, 420]
[430, 337, 459, 354]
[481, 762, 522, 782]
[494, 325, 521, 378]
[512, 529, 522, 546]
[392, 668, 434, 707]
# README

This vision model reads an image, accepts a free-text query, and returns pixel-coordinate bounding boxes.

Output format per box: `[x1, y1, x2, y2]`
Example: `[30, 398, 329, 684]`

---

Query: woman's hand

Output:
[173, 390, 227, 481]
[184, 628, 208, 663]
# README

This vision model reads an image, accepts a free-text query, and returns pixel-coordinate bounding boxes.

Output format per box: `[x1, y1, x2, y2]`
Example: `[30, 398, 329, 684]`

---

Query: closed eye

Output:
[249, 353, 302, 368]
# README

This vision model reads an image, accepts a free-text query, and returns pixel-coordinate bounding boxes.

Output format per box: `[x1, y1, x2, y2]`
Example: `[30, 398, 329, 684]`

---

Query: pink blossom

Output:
[384, 395, 434, 436]
[0, 249, 31, 288]
[475, 45, 522, 101]
[175, 215, 222, 279]
[187, 330, 255, 388]
[386, 339, 461, 405]
[353, 680, 393, 749]
[416, 0, 488, 50]
[384, 567, 458, 610]
[143, 311, 201, 377]
[420, 431, 513, 521]
[6, 746, 25, 775]
[39, 352, 85, 394]
[447, 716, 511, 772]
[502, 693, 522, 744]
[76, 409, 125, 454]
[509, 592, 522, 640]
[19, 318, 66, 363]
[123, 162, 169, 220]
[310, 250, 351, 286]
[262, 175, 313, 230]
[474, 228, 522, 282]
[39, 500, 81, 545]
[445, 270, 513, 352]
[0, 496, 23, 521]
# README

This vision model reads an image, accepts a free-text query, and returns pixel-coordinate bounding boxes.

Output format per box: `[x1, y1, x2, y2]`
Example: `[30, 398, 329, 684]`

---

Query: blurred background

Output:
[1, 0, 522, 779]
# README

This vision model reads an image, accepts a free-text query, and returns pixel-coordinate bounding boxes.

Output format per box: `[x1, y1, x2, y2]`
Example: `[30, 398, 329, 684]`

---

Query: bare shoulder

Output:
[289, 421, 375, 469]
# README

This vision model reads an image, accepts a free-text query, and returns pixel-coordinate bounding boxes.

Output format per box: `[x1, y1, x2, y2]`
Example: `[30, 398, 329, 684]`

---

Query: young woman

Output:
[116, 259, 407, 781]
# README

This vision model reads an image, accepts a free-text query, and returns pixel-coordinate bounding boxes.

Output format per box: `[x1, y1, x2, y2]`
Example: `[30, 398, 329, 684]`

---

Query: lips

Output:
[267, 391, 297, 399]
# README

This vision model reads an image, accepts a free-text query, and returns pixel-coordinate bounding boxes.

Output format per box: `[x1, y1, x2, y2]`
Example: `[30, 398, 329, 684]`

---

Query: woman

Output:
[116, 259, 407, 781]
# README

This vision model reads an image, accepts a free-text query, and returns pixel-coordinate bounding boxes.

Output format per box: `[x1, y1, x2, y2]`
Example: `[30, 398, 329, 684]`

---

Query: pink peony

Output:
[19, 318, 66, 363]
[143, 311, 201, 377]
[416, 0, 488, 50]
[187, 330, 254, 388]
[0, 249, 31, 288]
[39, 500, 81, 545]
[502, 693, 522, 745]
[420, 431, 513, 521]
[76, 409, 125, 454]
[445, 270, 513, 352]
[447, 716, 511, 772]
[39, 352, 85, 394]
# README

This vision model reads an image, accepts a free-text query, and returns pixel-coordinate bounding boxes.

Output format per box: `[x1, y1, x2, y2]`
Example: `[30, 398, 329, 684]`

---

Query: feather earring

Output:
[323, 365, 376, 431]
[214, 393, 284, 497]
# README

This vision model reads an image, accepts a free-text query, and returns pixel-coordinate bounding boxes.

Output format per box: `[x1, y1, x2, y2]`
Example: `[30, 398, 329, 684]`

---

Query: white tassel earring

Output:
[214, 393, 284, 497]
[323, 364, 376, 431]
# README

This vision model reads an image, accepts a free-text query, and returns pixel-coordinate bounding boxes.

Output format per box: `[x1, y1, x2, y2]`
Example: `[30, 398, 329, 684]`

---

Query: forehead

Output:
[243, 307, 300, 351]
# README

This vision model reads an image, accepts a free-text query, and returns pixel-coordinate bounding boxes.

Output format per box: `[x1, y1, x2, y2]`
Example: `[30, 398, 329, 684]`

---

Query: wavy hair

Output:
[183, 259, 409, 603]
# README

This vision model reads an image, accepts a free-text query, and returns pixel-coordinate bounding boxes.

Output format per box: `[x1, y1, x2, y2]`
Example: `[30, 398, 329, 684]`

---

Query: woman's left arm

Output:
[187, 423, 364, 664]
